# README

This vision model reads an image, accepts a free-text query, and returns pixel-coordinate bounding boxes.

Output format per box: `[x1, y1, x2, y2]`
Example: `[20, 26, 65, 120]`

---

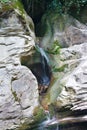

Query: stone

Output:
[38, 12, 87, 49]
[56, 42, 87, 111]
[39, 12, 87, 122]
[0, 10, 39, 130]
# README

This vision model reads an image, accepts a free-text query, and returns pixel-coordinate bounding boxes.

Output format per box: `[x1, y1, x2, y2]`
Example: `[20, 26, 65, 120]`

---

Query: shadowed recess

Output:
[20, 45, 52, 94]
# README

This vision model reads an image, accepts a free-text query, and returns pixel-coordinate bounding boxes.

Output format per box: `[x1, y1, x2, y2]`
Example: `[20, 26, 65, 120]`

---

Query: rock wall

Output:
[0, 10, 39, 130]
[57, 42, 87, 111]
[40, 11, 87, 123]
[38, 12, 87, 49]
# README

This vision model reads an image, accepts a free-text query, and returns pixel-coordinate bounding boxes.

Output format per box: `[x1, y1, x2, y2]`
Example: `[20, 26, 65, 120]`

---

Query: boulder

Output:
[38, 12, 87, 49]
[39, 11, 87, 124]
[57, 42, 87, 111]
[0, 9, 39, 130]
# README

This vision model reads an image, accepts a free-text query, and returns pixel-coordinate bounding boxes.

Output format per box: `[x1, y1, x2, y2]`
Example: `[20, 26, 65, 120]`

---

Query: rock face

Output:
[38, 12, 87, 49]
[0, 10, 39, 130]
[56, 42, 87, 111]
[40, 11, 87, 123]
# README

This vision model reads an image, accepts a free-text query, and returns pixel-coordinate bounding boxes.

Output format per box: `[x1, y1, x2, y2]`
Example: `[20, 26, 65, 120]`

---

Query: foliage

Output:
[1, 0, 86, 15]
[47, 0, 87, 14]
[0, 0, 15, 3]
[47, 40, 61, 55]
[33, 107, 46, 122]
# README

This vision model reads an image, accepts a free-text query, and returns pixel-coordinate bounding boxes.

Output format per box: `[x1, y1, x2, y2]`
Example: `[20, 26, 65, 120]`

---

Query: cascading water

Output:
[27, 108, 60, 130]
[37, 110, 59, 130]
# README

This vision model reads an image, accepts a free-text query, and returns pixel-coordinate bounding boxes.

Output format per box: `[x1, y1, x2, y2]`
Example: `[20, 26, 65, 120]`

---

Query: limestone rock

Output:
[0, 10, 39, 130]
[56, 42, 87, 111]
[39, 12, 87, 116]
[38, 12, 87, 48]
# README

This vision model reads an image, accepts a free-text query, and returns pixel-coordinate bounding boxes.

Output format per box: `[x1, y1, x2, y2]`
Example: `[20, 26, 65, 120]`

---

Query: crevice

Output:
[20, 45, 52, 94]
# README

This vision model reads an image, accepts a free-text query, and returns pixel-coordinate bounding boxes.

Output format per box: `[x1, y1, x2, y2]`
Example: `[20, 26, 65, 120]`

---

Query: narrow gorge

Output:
[0, 0, 87, 130]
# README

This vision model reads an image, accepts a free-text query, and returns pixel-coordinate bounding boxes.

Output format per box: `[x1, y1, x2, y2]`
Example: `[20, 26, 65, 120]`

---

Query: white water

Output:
[38, 110, 59, 130]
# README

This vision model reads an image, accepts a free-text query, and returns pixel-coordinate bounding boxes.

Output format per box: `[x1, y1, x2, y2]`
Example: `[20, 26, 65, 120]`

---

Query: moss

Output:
[0, 1, 13, 13]
[47, 40, 61, 55]
[0, 0, 24, 16]
[17, 123, 31, 130]
[16, 107, 46, 130]
[11, 87, 20, 102]
[52, 64, 68, 72]
[13, 0, 25, 17]
[12, 91, 20, 102]
[33, 106, 45, 122]
[13, 0, 34, 36]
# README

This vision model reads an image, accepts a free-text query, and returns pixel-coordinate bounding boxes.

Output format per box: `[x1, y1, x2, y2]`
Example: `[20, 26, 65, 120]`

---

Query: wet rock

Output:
[0, 10, 39, 130]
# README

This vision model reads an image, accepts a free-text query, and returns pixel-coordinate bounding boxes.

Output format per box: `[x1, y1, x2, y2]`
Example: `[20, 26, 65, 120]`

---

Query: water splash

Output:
[38, 110, 59, 130]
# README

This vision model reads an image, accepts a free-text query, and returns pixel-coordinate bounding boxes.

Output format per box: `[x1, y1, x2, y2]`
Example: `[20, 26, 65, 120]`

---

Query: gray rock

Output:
[40, 12, 87, 116]
[0, 10, 39, 130]
[39, 12, 87, 48]
[57, 42, 87, 111]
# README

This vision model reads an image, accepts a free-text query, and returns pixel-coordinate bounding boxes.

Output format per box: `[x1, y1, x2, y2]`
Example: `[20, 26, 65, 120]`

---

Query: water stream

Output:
[38, 110, 59, 130]
[29, 110, 59, 130]
[28, 108, 87, 130]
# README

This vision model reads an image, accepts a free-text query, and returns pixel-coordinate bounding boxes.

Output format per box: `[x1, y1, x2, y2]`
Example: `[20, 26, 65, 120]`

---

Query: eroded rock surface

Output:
[40, 12, 87, 124]
[0, 10, 39, 130]
[57, 42, 87, 111]
[38, 12, 87, 48]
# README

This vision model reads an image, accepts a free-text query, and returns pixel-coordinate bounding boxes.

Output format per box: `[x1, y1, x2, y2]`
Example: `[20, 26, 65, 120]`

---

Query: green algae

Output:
[33, 106, 46, 122]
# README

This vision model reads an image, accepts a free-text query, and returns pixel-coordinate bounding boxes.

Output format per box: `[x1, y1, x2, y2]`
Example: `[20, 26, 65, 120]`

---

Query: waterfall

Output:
[38, 110, 59, 130]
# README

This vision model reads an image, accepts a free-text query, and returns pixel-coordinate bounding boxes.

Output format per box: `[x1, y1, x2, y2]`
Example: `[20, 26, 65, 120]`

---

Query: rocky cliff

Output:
[0, 7, 39, 130]
[40, 11, 87, 124]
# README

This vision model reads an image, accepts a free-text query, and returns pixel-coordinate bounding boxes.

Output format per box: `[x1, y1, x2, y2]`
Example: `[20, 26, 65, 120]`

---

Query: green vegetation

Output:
[47, 0, 87, 14]
[11, 87, 20, 102]
[0, 0, 15, 3]
[1, 0, 87, 14]
[20, 0, 87, 19]
[47, 40, 61, 55]
[12, 91, 20, 102]
[33, 107, 45, 122]
[1, 0, 86, 17]
[52, 64, 68, 72]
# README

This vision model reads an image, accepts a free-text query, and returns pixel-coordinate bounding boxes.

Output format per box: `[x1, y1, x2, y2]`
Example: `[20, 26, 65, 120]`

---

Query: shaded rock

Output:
[76, 5, 87, 25]
[0, 9, 39, 130]
[21, 45, 52, 94]
[22, 0, 46, 24]
[37, 12, 87, 49]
